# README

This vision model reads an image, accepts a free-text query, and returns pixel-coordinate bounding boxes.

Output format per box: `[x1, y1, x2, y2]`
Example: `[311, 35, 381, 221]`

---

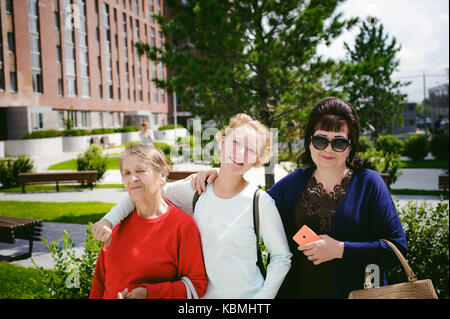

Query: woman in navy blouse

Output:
[191, 97, 407, 298]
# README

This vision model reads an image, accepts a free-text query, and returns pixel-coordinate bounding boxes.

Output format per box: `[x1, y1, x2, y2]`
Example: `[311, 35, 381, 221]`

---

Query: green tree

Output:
[341, 16, 410, 139]
[137, 0, 357, 187]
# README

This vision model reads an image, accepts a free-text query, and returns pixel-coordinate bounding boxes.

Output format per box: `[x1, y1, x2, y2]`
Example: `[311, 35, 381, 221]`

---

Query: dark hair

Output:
[300, 97, 374, 170]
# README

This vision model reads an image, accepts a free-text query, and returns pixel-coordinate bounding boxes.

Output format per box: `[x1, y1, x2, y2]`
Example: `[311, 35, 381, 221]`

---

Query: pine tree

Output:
[341, 16, 411, 139]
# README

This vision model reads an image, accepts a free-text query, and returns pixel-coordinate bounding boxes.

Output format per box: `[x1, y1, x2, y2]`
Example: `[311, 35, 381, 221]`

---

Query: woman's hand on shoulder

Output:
[185, 169, 218, 194]
[92, 218, 113, 251]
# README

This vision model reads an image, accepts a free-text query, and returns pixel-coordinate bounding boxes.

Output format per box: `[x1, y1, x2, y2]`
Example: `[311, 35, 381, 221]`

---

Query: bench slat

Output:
[167, 171, 198, 182]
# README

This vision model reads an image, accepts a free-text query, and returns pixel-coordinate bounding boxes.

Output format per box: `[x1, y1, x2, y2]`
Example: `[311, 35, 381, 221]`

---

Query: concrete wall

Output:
[5, 137, 63, 157]
[121, 131, 141, 143]
[62, 136, 91, 153]
[0, 141, 4, 158]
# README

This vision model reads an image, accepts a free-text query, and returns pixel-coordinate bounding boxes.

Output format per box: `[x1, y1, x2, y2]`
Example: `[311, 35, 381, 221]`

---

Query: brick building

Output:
[0, 0, 178, 140]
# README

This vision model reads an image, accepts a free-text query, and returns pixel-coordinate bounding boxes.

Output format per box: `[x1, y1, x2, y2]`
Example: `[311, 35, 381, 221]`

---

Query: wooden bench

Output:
[167, 171, 198, 183]
[0, 216, 43, 261]
[18, 171, 97, 193]
[439, 174, 449, 191]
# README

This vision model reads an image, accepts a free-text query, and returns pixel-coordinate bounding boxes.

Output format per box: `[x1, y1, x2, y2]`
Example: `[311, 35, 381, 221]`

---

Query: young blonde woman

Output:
[92, 114, 292, 299]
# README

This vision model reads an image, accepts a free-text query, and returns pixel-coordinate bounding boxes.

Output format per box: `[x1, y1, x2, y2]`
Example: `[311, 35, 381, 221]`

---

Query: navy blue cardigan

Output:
[267, 168, 407, 298]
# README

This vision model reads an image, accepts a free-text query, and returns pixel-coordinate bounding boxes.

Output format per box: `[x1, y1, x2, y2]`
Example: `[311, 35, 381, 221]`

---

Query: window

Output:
[109, 112, 114, 126]
[99, 112, 104, 128]
[58, 111, 65, 129]
[32, 72, 43, 93]
[68, 110, 78, 127]
[32, 113, 44, 130]
[66, 77, 77, 96]
[10, 72, 17, 92]
[56, 45, 62, 63]
[6, 0, 13, 15]
[7, 33, 15, 53]
[154, 113, 158, 125]
[81, 111, 91, 127]
[58, 78, 63, 96]
[0, 13, 4, 91]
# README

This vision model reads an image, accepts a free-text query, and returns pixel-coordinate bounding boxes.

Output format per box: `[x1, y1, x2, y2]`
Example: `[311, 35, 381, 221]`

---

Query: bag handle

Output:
[380, 239, 417, 282]
[181, 276, 199, 299]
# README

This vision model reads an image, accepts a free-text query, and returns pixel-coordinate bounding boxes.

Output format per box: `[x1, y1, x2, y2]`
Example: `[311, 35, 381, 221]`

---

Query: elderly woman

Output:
[191, 97, 407, 298]
[89, 144, 207, 299]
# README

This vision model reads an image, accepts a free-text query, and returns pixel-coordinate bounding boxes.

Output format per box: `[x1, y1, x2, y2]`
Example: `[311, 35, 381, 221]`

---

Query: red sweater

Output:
[89, 202, 207, 299]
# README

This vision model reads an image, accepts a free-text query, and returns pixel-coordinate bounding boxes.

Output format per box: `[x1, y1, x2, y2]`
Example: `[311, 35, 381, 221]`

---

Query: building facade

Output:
[0, 0, 172, 140]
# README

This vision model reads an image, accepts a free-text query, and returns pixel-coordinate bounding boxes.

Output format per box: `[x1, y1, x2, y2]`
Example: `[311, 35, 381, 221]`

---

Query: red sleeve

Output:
[89, 247, 107, 299]
[142, 218, 207, 299]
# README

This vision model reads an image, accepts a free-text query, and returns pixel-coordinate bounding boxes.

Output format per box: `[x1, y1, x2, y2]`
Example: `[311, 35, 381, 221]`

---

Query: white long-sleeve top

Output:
[139, 130, 155, 145]
[104, 179, 292, 299]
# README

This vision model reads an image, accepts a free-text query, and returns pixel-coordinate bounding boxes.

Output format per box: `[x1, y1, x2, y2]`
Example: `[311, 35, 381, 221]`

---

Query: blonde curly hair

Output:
[216, 113, 272, 166]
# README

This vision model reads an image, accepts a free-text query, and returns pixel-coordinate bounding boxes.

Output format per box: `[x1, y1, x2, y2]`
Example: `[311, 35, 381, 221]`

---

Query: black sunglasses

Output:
[311, 135, 350, 152]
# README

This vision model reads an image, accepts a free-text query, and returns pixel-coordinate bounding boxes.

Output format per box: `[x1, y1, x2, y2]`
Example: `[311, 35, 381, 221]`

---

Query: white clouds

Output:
[318, 0, 449, 102]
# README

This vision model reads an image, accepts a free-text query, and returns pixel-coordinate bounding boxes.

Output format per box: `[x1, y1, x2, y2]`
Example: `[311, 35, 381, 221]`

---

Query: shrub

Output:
[158, 124, 184, 131]
[90, 128, 115, 135]
[359, 149, 401, 188]
[76, 145, 107, 181]
[376, 135, 404, 154]
[0, 155, 34, 188]
[31, 223, 102, 299]
[63, 129, 91, 137]
[357, 136, 374, 153]
[403, 135, 428, 161]
[153, 141, 172, 156]
[387, 200, 449, 299]
[429, 134, 449, 160]
[115, 126, 140, 132]
[22, 130, 62, 139]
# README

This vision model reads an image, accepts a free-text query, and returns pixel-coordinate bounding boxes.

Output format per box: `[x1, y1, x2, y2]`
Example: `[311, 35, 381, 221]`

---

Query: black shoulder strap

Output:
[253, 188, 267, 279]
[192, 181, 208, 214]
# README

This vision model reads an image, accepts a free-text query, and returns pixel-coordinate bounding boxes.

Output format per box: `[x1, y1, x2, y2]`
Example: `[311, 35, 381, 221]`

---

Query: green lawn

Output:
[399, 160, 448, 169]
[0, 262, 49, 299]
[0, 201, 115, 224]
[48, 157, 121, 170]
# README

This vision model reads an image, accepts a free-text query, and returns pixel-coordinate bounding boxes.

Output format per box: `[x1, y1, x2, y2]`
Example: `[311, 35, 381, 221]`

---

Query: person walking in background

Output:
[139, 120, 155, 145]
[433, 114, 448, 135]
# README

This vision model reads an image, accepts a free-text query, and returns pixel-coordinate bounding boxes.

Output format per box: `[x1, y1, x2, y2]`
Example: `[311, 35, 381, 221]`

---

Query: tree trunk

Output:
[264, 165, 275, 190]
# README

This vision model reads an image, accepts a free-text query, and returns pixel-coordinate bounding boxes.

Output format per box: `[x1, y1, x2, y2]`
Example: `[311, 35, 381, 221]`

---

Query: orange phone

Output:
[293, 225, 322, 246]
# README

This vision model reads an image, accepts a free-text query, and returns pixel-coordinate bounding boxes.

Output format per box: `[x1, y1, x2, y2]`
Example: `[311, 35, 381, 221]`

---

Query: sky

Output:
[318, 0, 449, 103]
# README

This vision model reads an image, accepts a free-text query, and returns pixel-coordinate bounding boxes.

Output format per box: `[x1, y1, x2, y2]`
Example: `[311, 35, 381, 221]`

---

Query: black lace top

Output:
[287, 170, 353, 298]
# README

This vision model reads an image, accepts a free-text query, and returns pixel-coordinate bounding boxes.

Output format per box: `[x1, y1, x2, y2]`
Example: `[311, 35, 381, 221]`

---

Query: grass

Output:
[0, 201, 115, 224]
[390, 189, 448, 198]
[48, 157, 121, 170]
[399, 160, 448, 169]
[0, 262, 50, 299]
